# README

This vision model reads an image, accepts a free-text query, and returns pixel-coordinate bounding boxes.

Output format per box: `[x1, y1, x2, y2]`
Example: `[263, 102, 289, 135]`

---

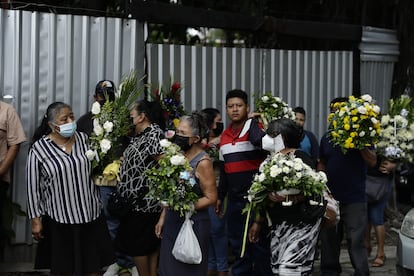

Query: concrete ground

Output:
[0, 206, 406, 276]
[0, 245, 399, 276]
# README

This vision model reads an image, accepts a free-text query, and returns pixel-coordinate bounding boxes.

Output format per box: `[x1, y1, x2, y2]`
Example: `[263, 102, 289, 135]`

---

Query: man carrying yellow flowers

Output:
[318, 96, 377, 276]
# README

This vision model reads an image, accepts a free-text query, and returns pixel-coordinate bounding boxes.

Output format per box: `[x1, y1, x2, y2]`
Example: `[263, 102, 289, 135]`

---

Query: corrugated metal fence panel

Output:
[262, 50, 353, 140]
[360, 61, 395, 113]
[360, 26, 399, 113]
[0, 8, 145, 245]
[147, 44, 353, 140]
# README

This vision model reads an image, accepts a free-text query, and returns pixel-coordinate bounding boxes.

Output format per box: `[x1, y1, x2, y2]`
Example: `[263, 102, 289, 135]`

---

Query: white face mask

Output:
[262, 134, 285, 153]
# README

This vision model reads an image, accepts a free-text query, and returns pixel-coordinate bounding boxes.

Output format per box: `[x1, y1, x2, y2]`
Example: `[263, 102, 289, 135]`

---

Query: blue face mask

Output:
[56, 122, 77, 138]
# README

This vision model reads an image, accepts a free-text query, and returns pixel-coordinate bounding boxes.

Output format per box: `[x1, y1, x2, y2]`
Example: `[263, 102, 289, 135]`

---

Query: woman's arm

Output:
[194, 158, 217, 210]
[155, 208, 166, 239]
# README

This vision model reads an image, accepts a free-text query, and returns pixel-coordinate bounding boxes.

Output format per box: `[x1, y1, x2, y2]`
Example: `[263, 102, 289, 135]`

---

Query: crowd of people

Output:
[4, 79, 394, 276]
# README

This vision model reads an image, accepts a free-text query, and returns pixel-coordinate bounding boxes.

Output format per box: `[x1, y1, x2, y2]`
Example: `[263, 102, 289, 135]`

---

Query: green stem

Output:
[240, 204, 251, 258]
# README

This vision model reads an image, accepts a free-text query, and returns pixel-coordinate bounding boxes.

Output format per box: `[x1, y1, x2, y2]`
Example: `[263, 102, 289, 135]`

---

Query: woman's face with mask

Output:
[173, 119, 200, 152]
[212, 113, 223, 137]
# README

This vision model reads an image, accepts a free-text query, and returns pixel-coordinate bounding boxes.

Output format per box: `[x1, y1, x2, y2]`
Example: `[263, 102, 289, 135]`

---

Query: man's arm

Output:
[317, 157, 326, 172]
[360, 147, 377, 168]
[0, 144, 20, 177]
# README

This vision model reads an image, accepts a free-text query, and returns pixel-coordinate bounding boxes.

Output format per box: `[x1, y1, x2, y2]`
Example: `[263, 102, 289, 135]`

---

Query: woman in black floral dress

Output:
[115, 99, 165, 276]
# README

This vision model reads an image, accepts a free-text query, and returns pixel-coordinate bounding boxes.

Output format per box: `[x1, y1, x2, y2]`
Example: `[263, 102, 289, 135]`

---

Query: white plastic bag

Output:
[172, 211, 202, 264]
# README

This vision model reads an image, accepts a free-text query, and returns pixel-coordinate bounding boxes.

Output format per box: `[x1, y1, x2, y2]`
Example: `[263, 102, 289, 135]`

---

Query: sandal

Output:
[372, 255, 386, 267]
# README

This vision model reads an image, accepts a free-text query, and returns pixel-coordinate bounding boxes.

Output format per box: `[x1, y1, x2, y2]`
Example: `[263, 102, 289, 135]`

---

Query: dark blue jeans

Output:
[226, 199, 272, 276]
[208, 206, 229, 272]
[319, 202, 369, 276]
[99, 186, 134, 269]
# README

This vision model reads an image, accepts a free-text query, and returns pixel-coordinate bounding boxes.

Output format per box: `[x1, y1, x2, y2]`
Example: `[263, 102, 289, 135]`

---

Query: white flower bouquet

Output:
[146, 139, 199, 216]
[86, 71, 142, 179]
[240, 152, 327, 257]
[376, 95, 414, 162]
[327, 94, 381, 154]
[244, 152, 327, 217]
[255, 92, 296, 128]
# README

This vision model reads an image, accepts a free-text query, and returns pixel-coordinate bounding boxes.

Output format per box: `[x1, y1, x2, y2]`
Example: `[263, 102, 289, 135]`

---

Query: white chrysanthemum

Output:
[91, 102, 101, 115]
[160, 139, 172, 148]
[318, 171, 328, 182]
[357, 106, 367, 114]
[370, 130, 377, 137]
[262, 95, 269, 102]
[270, 166, 282, 178]
[381, 115, 390, 125]
[359, 131, 366, 137]
[296, 172, 302, 178]
[85, 149, 96, 161]
[293, 163, 303, 171]
[275, 96, 282, 102]
[285, 160, 294, 167]
[372, 105, 380, 114]
[361, 94, 372, 102]
[258, 173, 266, 182]
[170, 154, 186, 166]
[103, 121, 114, 133]
[272, 103, 278, 108]
[93, 124, 103, 136]
[282, 167, 290, 174]
[100, 139, 112, 154]
[371, 117, 378, 125]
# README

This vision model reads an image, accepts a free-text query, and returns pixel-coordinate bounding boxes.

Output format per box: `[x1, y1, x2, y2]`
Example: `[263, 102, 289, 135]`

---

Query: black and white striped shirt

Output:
[26, 131, 102, 224]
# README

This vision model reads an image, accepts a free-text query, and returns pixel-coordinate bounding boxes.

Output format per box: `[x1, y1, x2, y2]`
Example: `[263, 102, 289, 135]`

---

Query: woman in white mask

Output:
[251, 118, 323, 276]
[27, 102, 115, 275]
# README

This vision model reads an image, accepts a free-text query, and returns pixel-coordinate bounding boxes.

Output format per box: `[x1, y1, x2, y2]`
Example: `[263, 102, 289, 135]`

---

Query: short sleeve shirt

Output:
[0, 101, 26, 183]
[319, 133, 368, 203]
[118, 124, 164, 213]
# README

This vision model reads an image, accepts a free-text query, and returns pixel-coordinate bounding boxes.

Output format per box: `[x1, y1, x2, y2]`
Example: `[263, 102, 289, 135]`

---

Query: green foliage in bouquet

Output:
[146, 139, 199, 217]
[254, 92, 295, 128]
[86, 71, 143, 175]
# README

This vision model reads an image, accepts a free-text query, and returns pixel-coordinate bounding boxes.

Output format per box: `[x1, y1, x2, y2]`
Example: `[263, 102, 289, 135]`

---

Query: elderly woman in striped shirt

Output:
[27, 102, 114, 276]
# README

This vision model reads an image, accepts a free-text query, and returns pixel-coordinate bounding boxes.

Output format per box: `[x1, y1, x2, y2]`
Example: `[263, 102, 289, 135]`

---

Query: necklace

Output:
[56, 136, 73, 151]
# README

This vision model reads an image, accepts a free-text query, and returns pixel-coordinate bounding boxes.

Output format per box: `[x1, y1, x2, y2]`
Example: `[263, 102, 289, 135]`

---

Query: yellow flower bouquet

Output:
[328, 94, 381, 154]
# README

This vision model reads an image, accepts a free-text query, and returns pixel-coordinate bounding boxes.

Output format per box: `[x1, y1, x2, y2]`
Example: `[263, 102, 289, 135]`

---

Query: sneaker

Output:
[129, 266, 139, 276]
[103, 263, 120, 276]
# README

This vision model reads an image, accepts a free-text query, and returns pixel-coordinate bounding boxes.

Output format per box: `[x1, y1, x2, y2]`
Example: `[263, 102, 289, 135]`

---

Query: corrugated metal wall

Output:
[147, 44, 353, 139]
[360, 26, 399, 112]
[0, 8, 145, 246]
